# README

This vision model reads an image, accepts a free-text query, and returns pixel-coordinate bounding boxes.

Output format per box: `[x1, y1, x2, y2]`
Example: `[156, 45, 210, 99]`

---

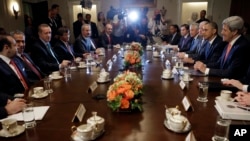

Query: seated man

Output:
[163, 24, 181, 45]
[73, 24, 101, 57]
[0, 35, 30, 96]
[194, 16, 250, 79]
[54, 27, 82, 62]
[99, 23, 114, 49]
[0, 92, 26, 119]
[10, 30, 44, 84]
[30, 24, 70, 75]
[182, 22, 226, 64]
[176, 24, 192, 52]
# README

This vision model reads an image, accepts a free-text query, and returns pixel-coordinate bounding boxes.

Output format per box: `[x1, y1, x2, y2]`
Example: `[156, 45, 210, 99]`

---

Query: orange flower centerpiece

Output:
[124, 50, 141, 69]
[107, 71, 143, 112]
[128, 42, 143, 56]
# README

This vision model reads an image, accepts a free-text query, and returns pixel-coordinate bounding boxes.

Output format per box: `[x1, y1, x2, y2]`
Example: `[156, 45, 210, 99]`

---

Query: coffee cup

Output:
[220, 90, 232, 100]
[165, 107, 181, 120]
[168, 115, 187, 131]
[153, 51, 159, 56]
[71, 124, 93, 140]
[162, 69, 172, 78]
[87, 116, 105, 133]
[33, 87, 44, 95]
[79, 61, 86, 67]
[1, 118, 18, 134]
[52, 71, 60, 77]
[99, 71, 109, 82]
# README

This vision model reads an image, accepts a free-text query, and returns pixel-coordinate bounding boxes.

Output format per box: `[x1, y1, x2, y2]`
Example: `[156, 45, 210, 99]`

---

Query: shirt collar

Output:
[209, 35, 217, 45]
[0, 54, 11, 64]
[229, 35, 241, 46]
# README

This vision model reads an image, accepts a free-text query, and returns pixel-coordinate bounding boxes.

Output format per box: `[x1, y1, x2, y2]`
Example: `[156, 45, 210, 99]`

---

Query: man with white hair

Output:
[194, 16, 250, 79]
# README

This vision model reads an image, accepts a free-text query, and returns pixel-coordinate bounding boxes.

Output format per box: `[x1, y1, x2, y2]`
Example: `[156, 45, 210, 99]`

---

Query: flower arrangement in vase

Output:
[107, 71, 143, 112]
[124, 50, 141, 70]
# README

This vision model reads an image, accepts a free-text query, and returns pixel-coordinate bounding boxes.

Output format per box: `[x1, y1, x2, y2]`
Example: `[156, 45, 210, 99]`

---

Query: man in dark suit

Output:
[30, 24, 70, 75]
[194, 16, 250, 79]
[0, 35, 30, 96]
[74, 24, 102, 57]
[164, 24, 181, 45]
[0, 92, 26, 119]
[10, 30, 44, 84]
[54, 27, 83, 62]
[176, 24, 192, 52]
[85, 14, 99, 39]
[99, 23, 114, 49]
[73, 13, 84, 39]
[182, 22, 226, 64]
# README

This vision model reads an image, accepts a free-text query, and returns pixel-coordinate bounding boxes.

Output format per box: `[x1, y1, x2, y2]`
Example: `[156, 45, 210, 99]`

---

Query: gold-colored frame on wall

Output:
[120, 0, 156, 8]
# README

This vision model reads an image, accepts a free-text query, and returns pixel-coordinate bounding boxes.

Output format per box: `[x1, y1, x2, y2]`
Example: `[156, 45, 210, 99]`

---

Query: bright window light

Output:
[128, 11, 139, 22]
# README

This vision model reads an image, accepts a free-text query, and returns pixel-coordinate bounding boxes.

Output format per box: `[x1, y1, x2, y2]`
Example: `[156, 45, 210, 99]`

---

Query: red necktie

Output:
[21, 55, 42, 80]
[107, 35, 111, 44]
[10, 60, 29, 90]
[223, 43, 232, 62]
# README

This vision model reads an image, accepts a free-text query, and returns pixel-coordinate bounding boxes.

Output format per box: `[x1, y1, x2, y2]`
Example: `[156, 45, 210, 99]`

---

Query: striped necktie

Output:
[21, 54, 42, 79]
[46, 43, 59, 64]
[9, 60, 29, 90]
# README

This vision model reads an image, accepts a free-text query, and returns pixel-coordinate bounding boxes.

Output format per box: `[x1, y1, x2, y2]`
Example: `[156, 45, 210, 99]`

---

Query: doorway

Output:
[181, 2, 208, 24]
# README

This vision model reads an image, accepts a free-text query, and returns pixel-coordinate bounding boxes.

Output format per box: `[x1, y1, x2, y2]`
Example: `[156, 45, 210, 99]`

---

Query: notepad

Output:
[7, 106, 50, 121]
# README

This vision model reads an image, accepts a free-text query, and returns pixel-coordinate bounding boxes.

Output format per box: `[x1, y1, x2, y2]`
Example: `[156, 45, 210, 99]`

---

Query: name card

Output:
[185, 131, 197, 141]
[179, 80, 186, 90]
[112, 55, 117, 61]
[106, 59, 112, 66]
[88, 81, 98, 93]
[72, 104, 86, 122]
[182, 96, 194, 111]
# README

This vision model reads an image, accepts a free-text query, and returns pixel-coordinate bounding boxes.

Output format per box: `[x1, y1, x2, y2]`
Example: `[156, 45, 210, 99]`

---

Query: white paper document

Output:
[215, 100, 250, 121]
[7, 106, 50, 121]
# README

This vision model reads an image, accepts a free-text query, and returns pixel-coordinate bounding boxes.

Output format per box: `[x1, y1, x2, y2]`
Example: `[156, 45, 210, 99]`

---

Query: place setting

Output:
[161, 69, 174, 80]
[0, 118, 25, 138]
[49, 71, 63, 80]
[71, 112, 105, 141]
[216, 90, 234, 102]
[77, 61, 87, 69]
[163, 106, 191, 133]
[180, 72, 193, 82]
[31, 86, 49, 99]
[96, 69, 111, 83]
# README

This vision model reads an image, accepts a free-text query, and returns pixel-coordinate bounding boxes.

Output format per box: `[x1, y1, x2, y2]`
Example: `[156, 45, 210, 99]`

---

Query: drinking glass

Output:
[64, 67, 71, 78]
[197, 82, 209, 102]
[22, 104, 36, 128]
[212, 116, 231, 141]
[44, 77, 53, 93]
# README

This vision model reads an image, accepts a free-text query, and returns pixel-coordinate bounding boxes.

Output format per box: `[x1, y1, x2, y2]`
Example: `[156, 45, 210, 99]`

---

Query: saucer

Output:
[97, 78, 111, 83]
[71, 130, 105, 141]
[216, 96, 234, 102]
[180, 78, 193, 82]
[49, 75, 63, 80]
[31, 91, 49, 99]
[161, 75, 174, 80]
[77, 65, 87, 69]
[153, 55, 161, 58]
[221, 78, 229, 82]
[163, 119, 191, 133]
[70, 66, 77, 70]
[0, 125, 25, 138]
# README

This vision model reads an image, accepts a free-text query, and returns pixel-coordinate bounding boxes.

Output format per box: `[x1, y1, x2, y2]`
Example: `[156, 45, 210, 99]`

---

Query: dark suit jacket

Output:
[54, 40, 81, 62]
[178, 35, 192, 52]
[85, 21, 99, 39]
[99, 33, 114, 49]
[0, 58, 29, 96]
[0, 93, 14, 119]
[73, 20, 82, 39]
[73, 36, 95, 56]
[167, 33, 181, 45]
[194, 36, 226, 64]
[30, 39, 59, 75]
[14, 53, 44, 84]
[207, 36, 250, 79]
[185, 36, 202, 54]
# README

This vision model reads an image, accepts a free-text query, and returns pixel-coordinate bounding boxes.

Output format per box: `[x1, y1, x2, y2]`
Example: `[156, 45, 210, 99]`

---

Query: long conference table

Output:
[2, 48, 249, 141]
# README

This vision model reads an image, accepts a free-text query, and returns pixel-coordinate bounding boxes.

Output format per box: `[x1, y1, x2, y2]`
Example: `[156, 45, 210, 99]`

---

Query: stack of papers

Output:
[7, 106, 50, 121]
[215, 100, 250, 120]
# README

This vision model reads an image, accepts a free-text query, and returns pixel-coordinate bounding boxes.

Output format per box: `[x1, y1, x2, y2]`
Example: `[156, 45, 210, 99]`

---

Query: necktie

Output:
[66, 43, 75, 60]
[21, 54, 42, 80]
[107, 35, 111, 45]
[223, 43, 232, 62]
[9, 60, 29, 90]
[181, 38, 186, 48]
[46, 43, 59, 64]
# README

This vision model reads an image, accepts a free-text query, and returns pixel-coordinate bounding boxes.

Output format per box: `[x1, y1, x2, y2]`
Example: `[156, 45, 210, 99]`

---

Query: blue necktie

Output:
[46, 43, 59, 64]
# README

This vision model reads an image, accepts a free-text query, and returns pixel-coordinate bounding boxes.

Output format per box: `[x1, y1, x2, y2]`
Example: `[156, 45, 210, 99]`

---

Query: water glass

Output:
[197, 82, 209, 102]
[64, 67, 71, 78]
[22, 104, 36, 128]
[44, 77, 53, 93]
[212, 116, 231, 141]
